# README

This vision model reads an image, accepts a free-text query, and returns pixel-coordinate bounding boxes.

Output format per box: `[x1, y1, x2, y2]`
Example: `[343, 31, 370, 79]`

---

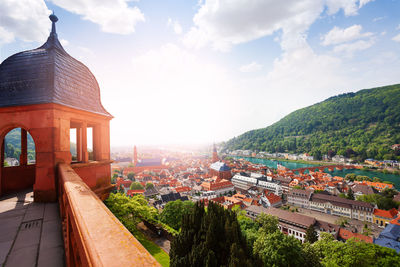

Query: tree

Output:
[145, 182, 154, 190]
[256, 213, 279, 235]
[160, 200, 194, 231]
[305, 224, 318, 244]
[312, 233, 400, 266]
[347, 188, 355, 200]
[127, 172, 135, 181]
[130, 182, 144, 190]
[253, 230, 307, 266]
[170, 202, 259, 267]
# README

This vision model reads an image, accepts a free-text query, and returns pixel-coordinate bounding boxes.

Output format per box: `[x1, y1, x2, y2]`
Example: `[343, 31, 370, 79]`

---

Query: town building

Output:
[287, 189, 313, 208]
[259, 192, 282, 208]
[245, 205, 339, 243]
[231, 172, 282, 195]
[310, 193, 374, 222]
[373, 208, 398, 228]
[209, 161, 232, 180]
[374, 224, 400, 253]
[201, 177, 234, 196]
[287, 189, 374, 222]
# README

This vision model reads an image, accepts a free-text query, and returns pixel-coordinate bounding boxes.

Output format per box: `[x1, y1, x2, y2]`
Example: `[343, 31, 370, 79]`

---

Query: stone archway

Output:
[0, 127, 36, 196]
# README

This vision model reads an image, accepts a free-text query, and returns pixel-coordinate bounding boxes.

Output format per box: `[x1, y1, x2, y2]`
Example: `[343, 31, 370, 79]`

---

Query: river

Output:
[234, 156, 400, 189]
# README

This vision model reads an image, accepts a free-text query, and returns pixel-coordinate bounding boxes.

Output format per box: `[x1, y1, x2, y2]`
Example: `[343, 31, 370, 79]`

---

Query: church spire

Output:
[212, 143, 219, 163]
[49, 12, 58, 36]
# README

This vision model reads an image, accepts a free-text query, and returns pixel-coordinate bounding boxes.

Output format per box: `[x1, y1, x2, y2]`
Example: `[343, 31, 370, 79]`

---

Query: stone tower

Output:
[0, 14, 113, 201]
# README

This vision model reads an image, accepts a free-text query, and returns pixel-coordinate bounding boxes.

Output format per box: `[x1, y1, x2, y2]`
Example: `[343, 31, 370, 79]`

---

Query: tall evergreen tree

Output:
[305, 224, 318, 244]
[170, 201, 260, 267]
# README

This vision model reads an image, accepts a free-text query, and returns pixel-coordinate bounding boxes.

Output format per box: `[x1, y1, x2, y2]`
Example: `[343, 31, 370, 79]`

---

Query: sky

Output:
[1, 0, 400, 147]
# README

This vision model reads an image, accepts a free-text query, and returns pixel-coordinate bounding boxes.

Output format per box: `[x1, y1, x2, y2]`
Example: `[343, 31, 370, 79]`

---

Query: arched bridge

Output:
[292, 165, 361, 174]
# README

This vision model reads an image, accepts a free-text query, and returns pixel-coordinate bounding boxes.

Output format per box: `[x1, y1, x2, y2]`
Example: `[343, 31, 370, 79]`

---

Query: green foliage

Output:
[305, 225, 318, 244]
[347, 188, 355, 200]
[127, 172, 135, 181]
[160, 200, 195, 231]
[253, 231, 308, 267]
[104, 193, 172, 266]
[105, 193, 158, 224]
[232, 206, 259, 248]
[131, 227, 170, 267]
[223, 84, 400, 161]
[357, 192, 399, 210]
[4, 128, 36, 161]
[345, 174, 382, 183]
[312, 233, 400, 266]
[130, 182, 144, 190]
[169, 201, 259, 267]
[256, 213, 279, 235]
[145, 182, 154, 190]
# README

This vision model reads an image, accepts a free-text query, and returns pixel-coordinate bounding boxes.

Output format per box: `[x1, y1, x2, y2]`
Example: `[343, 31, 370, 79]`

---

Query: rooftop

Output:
[0, 15, 111, 117]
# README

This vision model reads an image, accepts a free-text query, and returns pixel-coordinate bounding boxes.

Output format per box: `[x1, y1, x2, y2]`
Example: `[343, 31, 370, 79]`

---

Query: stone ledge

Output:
[58, 163, 160, 266]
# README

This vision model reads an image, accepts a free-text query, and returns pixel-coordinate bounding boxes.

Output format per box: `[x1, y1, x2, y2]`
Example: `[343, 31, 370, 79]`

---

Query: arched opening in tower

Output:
[1, 128, 36, 195]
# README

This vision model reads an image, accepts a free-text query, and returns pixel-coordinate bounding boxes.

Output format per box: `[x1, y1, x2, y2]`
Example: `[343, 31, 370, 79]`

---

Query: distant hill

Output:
[223, 84, 400, 161]
[3, 128, 77, 161]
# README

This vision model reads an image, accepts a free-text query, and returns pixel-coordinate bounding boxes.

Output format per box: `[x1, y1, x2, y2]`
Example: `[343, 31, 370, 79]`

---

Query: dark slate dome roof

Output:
[0, 15, 111, 117]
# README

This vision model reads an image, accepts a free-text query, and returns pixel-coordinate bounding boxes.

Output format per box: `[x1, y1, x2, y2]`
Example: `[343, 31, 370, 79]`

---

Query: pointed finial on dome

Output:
[49, 11, 58, 35]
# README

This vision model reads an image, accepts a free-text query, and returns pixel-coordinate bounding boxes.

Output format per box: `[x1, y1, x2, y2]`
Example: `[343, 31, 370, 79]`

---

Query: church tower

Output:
[212, 144, 219, 163]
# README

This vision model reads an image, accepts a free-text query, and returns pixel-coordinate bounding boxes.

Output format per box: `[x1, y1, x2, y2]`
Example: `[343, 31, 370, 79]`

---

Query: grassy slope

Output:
[132, 229, 170, 267]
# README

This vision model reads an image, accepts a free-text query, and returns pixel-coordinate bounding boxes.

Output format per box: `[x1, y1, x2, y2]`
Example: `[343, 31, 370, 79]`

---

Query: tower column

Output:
[20, 129, 28, 166]
[82, 123, 88, 162]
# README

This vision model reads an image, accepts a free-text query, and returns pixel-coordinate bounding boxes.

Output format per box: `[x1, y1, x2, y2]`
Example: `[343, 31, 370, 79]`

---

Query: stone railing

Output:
[58, 163, 160, 266]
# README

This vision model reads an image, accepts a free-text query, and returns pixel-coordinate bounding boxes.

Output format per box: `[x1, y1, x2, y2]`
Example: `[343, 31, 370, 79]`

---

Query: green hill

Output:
[223, 84, 400, 161]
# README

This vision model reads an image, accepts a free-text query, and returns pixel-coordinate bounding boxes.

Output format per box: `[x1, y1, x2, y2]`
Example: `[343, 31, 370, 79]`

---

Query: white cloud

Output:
[359, 0, 375, 8]
[333, 39, 375, 57]
[393, 33, 400, 43]
[0, 26, 15, 44]
[49, 0, 145, 34]
[167, 18, 183, 35]
[373, 16, 385, 22]
[239, 62, 262, 73]
[321, 25, 372, 46]
[183, 0, 373, 52]
[60, 38, 69, 46]
[0, 0, 50, 44]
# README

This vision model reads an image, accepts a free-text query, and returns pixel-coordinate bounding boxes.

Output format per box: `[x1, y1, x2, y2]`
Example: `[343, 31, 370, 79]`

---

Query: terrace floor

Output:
[0, 189, 65, 266]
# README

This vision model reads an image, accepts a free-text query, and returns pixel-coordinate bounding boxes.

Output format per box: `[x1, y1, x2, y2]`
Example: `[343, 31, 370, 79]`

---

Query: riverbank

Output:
[231, 156, 400, 189]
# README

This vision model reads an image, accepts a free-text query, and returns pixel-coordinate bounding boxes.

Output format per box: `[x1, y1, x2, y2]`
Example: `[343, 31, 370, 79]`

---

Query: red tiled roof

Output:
[126, 190, 145, 196]
[265, 192, 282, 205]
[373, 208, 398, 219]
[338, 228, 373, 243]
[175, 186, 191, 193]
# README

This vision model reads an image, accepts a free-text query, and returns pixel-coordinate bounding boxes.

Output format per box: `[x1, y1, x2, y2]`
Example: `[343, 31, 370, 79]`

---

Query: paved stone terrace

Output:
[0, 189, 65, 266]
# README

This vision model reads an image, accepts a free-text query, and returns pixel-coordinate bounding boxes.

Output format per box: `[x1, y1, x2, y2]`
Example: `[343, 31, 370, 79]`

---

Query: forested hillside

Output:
[223, 84, 400, 161]
[3, 128, 35, 160]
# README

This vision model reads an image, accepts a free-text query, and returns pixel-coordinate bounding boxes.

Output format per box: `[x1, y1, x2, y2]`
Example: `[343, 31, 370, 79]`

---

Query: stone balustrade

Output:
[58, 163, 160, 266]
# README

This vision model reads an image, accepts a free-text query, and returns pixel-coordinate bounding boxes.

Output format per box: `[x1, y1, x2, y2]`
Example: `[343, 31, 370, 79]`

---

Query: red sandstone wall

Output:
[1, 165, 35, 193]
